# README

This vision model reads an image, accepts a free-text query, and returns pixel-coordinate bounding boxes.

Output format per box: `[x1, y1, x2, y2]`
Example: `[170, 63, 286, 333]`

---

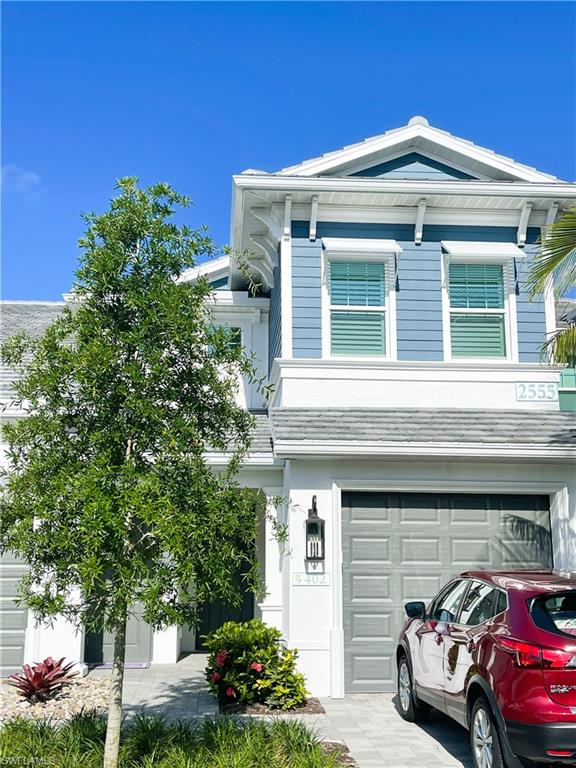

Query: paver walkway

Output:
[91, 654, 471, 767]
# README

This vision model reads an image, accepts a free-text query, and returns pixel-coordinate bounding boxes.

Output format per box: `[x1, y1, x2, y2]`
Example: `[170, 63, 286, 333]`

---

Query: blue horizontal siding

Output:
[515, 246, 547, 362]
[351, 152, 476, 180]
[288, 224, 546, 362]
[292, 239, 322, 358]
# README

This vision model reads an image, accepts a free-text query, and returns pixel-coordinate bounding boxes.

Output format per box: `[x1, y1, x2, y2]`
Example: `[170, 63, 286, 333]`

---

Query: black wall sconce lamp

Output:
[305, 495, 325, 565]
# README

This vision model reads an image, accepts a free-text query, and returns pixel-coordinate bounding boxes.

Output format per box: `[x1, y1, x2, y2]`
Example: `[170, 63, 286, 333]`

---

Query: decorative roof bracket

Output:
[414, 198, 427, 245]
[517, 201, 533, 247]
[309, 195, 319, 241]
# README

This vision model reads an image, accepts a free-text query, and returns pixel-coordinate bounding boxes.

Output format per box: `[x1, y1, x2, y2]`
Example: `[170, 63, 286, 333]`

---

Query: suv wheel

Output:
[397, 655, 429, 722]
[470, 697, 504, 768]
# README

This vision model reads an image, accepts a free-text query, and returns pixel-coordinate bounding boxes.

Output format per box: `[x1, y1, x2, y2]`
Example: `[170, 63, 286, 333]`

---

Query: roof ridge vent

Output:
[408, 115, 429, 126]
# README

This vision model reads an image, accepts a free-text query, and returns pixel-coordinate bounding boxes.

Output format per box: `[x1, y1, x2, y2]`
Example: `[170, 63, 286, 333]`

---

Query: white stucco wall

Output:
[280, 457, 576, 697]
[271, 361, 562, 411]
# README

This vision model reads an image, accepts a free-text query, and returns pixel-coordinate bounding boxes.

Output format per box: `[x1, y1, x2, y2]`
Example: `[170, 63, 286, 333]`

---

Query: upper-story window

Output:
[441, 242, 522, 363]
[448, 263, 507, 358]
[321, 238, 401, 359]
[329, 261, 387, 355]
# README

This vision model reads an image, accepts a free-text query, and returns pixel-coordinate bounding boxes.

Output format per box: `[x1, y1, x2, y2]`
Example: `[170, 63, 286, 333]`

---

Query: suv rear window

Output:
[531, 592, 576, 637]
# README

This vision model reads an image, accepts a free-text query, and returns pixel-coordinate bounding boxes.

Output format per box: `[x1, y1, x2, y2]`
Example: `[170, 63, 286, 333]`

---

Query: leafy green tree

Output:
[527, 207, 576, 362]
[1, 179, 268, 768]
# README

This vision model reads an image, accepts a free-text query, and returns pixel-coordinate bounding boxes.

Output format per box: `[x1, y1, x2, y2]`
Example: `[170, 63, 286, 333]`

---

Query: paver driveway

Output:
[92, 655, 472, 767]
[303, 694, 472, 768]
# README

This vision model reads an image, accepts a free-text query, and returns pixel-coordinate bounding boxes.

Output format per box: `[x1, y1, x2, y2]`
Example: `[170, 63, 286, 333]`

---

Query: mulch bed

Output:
[221, 696, 326, 715]
[323, 741, 359, 768]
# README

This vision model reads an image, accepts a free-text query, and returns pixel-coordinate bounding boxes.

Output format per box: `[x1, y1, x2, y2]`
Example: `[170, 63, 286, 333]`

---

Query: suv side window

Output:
[429, 579, 470, 623]
[458, 580, 507, 626]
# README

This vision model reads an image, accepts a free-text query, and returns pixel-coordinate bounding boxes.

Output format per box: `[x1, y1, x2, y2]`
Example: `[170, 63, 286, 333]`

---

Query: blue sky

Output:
[3, 1, 575, 300]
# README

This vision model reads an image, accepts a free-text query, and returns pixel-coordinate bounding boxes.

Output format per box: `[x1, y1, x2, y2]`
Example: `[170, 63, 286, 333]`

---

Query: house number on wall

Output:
[292, 572, 331, 586]
[515, 383, 558, 402]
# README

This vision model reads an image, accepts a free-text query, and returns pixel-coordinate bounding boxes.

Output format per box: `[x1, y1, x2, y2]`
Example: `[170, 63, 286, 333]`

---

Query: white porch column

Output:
[280, 195, 293, 358]
[256, 486, 284, 632]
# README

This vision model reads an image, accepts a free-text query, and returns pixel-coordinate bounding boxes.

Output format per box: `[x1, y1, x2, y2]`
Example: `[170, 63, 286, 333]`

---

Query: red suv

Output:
[396, 571, 576, 768]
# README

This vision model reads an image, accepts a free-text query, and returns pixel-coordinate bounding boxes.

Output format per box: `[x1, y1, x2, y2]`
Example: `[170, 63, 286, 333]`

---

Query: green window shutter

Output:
[450, 314, 506, 358]
[330, 261, 385, 306]
[331, 311, 386, 355]
[449, 263, 504, 309]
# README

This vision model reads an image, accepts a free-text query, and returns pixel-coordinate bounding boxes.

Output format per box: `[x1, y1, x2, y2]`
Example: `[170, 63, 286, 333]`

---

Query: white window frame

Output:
[441, 247, 520, 364]
[321, 239, 400, 360]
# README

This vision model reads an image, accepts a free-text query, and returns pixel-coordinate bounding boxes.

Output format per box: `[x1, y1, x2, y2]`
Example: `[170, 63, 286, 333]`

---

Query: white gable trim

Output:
[331, 145, 493, 181]
[177, 255, 230, 285]
[278, 120, 562, 183]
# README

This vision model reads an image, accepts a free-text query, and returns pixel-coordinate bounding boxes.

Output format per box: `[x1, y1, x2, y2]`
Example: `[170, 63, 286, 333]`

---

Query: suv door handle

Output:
[435, 633, 444, 645]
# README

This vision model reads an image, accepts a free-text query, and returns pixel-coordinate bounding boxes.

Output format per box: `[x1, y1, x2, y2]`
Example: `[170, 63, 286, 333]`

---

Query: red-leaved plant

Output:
[8, 656, 78, 703]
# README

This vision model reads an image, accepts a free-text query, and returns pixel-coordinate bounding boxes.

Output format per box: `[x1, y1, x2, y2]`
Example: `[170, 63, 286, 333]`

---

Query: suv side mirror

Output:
[405, 601, 426, 619]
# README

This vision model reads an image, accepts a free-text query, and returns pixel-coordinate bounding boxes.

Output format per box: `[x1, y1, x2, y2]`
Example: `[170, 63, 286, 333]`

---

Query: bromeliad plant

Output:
[8, 656, 78, 703]
[204, 619, 307, 711]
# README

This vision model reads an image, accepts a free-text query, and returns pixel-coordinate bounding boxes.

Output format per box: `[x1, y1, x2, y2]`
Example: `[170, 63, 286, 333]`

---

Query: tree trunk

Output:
[103, 607, 127, 768]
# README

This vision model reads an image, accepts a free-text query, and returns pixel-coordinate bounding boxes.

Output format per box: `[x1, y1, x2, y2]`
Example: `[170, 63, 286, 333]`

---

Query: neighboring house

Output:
[1, 116, 575, 696]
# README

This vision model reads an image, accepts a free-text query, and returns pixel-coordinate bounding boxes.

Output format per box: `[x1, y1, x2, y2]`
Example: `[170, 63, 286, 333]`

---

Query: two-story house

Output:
[1, 117, 575, 697]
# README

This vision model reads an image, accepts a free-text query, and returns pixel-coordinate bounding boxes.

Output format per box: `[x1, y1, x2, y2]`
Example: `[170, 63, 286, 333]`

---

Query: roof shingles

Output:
[270, 408, 576, 447]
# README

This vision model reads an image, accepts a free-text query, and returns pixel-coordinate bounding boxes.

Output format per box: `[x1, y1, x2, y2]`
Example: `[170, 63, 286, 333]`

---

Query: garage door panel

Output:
[349, 611, 394, 643]
[401, 573, 445, 601]
[349, 653, 394, 692]
[348, 536, 391, 564]
[451, 538, 491, 565]
[401, 537, 441, 564]
[343, 492, 552, 693]
[348, 574, 392, 603]
[0, 552, 28, 676]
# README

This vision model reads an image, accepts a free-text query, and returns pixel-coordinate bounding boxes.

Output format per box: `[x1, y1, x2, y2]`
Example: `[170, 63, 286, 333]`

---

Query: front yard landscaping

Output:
[0, 712, 351, 767]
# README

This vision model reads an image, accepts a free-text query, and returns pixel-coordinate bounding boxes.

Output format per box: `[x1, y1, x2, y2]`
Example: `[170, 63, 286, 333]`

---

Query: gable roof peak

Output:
[408, 115, 429, 126]
[276, 117, 564, 183]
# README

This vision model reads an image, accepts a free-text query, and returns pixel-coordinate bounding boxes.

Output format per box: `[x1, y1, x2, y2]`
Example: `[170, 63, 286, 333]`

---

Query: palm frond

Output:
[542, 324, 576, 365]
[526, 207, 576, 298]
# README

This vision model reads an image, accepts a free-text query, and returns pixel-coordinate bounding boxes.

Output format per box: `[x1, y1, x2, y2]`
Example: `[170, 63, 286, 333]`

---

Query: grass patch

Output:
[0, 712, 346, 767]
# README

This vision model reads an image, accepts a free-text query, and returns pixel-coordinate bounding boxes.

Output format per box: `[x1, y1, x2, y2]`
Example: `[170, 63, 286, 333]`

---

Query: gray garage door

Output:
[0, 551, 28, 677]
[342, 491, 552, 693]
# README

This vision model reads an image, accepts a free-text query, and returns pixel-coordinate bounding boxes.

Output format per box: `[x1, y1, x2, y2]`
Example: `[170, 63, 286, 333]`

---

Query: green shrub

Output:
[0, 713, 343, 767]
[203, 619, 308, 710]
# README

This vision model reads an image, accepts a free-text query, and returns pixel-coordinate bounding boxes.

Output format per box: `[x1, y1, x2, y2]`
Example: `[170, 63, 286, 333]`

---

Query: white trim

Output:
[205, 452, 282, 467]
[441, 241, 526, 259]
[234, 174, 576, 200]
[414, 198, 427, 245]
[273, 441, 576, 459]
[441, 250, 518, 364]
[330, 481, 345, 698]
[273, 358, 563, 372]
[338, 145, 495, 182]
[543, 203, 560, 343]
[309, 195, 319, 241]
[517, 202, 533, 247]
[287, 203, 554, 228]
[177, 255, 230, 285]
[321, 237, 402, 254]
[321, 244, 398, 361]
[276, 121, 563, 183]
[280, 196, 293, 357]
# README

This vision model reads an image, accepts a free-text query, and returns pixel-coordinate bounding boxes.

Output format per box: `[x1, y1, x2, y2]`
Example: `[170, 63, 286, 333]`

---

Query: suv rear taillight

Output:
[496, 637, 576, 669]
